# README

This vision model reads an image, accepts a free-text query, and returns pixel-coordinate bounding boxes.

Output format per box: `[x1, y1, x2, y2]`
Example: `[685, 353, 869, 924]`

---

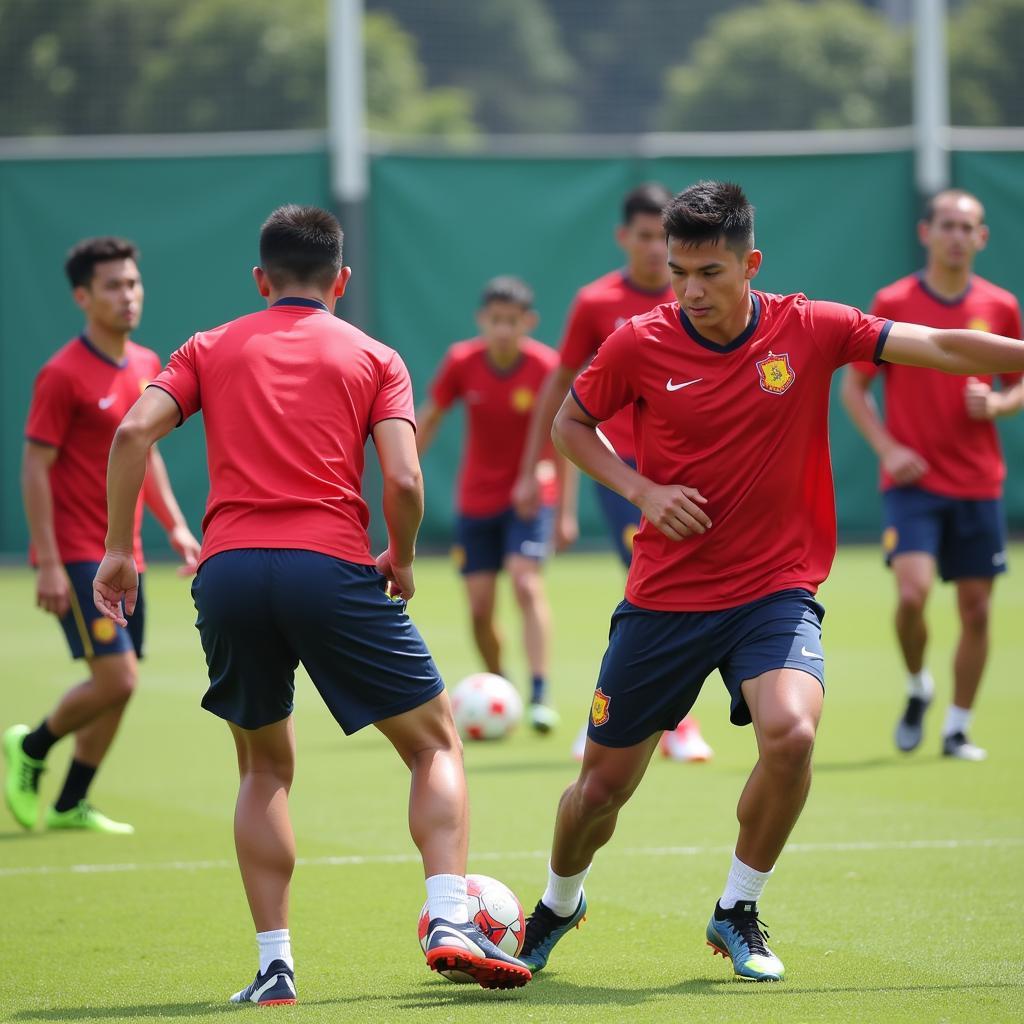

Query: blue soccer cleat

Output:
[424, 918, 532, 989]
[706, 901, 784, 981]
[519, 893, 587, 972]
[228, 959, 297, 1006]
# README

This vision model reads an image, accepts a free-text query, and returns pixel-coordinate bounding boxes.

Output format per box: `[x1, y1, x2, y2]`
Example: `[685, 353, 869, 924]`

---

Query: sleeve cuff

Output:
[569, 385, 601, 422]
[146, 382, 186, 427]
[873, 320, 894, 364]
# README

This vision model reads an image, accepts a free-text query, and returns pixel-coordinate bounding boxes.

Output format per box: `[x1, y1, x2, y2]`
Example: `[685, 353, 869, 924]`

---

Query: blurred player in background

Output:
[512, 183, 712, 762]
[94, 206, 531, 1004]
[4, 237, 199, 835]
[417, 277, 562, 733]
[516, 180, 1024, 983]
[842, 190, 1023, 761]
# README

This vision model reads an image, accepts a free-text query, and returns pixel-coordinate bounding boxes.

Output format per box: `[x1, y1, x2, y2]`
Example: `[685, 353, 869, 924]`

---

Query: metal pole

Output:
[327, 0, 370, 329]
[913, 0, 950, 197]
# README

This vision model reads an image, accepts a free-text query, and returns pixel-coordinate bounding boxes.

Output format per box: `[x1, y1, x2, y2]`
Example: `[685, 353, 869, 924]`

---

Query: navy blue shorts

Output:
[454, 506, 554, 575]
[58, 561, 145, 661]
[882, 486, 1007, 581]
[191, 549, 445, 732]
[587, 588, 826, 748]
[594, 458, 640, 567]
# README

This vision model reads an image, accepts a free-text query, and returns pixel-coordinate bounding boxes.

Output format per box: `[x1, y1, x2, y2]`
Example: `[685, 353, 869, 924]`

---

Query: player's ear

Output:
[71, 284, 91, 314]
[975, 223, 990, 253]
[333, 266, 352, 297]
[253, 266, 271, 298]
[614, 224, 628, 250]
[524, 310, 539, 333]
[916, 218, 931, 248]
[745, 249, 763, 280]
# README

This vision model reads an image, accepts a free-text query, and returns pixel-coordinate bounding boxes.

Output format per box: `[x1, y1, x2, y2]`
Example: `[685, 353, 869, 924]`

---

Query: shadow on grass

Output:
[11, 997, 365, 1020]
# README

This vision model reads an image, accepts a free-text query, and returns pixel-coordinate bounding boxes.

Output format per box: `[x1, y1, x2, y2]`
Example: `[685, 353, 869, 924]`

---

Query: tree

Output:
[659, 0, 911, 132]
[950, 0, 1024, 126]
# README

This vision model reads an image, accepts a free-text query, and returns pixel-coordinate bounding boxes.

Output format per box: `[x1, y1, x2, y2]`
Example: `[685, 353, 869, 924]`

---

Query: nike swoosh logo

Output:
[98, 395, 116, 409]
[666, 378, 702, 392]
[801, 646, 824, 660]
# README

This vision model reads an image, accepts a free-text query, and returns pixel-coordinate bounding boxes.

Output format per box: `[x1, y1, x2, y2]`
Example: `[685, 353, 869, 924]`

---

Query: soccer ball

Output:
[418, 873, 526, 982]
[450, 673, 523, 740]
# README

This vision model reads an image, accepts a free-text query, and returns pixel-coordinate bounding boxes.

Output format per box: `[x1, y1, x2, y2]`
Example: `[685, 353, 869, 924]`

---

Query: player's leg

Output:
[938, 497, 1006, 760]
[883, 487, 944, 752]
[463, 572, 503, 675]
[457, 512, 506, 674]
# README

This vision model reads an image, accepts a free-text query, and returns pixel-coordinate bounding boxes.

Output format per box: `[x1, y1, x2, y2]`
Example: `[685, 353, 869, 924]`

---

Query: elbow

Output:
[112, 418, 152, 453]
[384, 467, 424, 499]
[551, 409, 570, 457]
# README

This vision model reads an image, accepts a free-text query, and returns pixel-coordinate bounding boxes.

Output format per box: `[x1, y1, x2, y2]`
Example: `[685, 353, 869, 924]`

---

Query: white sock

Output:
[541, 862, 590, 918]
[907, 668, 934, 700]
[425, 873, 469, 924]
[719, 854, 773, 910]
[943, 704, 972, 738]
[257, 929, 293, 973]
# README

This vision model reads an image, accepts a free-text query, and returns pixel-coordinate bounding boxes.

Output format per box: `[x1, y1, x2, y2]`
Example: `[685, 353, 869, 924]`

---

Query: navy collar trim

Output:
[78, 334, 128, 368]
[678, 293, 761, 354]
[620, 270, 671, 298]
[272, 296, 330, 311]
[916, 271, 972, 307]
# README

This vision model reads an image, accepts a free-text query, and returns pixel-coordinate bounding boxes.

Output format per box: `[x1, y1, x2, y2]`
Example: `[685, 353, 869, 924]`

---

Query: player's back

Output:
[153, 299, 414, 567]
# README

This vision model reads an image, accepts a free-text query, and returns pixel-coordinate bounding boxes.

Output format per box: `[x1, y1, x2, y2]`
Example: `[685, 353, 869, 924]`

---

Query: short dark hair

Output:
[64, 237, 139, 289]
[622, 183, 672, 225]
[479, 275, 534, 310]
[922, 188, 985, 224]
[662, 181, 755, 254]
[259, 205, 344, 288]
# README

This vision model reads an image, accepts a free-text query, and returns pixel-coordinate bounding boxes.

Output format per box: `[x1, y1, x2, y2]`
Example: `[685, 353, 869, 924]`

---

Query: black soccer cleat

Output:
[895, 695, 931, 752]
[228, 959, 297, 1006]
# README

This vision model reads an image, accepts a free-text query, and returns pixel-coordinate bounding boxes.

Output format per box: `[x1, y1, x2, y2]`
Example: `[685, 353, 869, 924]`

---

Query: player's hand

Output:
[376, 548, 415, 601]
[554, 510, 579, 552]
[965, 376, 999, 421]
[36, 563, 71, 618]
[636, 483, 711, 541]
[512, 473, 541, 520]
[92, 550, 139, 627]
[168, 524, 201, 576]
[881, 442, 928, 485]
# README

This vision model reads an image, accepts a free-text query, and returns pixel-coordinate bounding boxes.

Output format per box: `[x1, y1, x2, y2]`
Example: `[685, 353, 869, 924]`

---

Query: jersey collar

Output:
[620, 270, 671, 298]
[678, 293, 761, 354]
[271, 296, 330, 311]
[78, 333, 128, 368]
[916, 271, 973, 307]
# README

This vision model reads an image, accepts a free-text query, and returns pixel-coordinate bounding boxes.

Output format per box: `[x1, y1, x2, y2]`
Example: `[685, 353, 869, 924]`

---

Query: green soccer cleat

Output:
[4, 723, 45, 830]
[45, 801, 135, 835]
[529, 703, 561, 735]
[706, 901, 784, 981]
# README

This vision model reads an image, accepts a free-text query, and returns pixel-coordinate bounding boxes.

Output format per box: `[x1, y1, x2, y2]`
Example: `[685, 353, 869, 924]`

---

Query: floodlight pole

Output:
[328, 0, 370, 329]
[913, 0, 950, 197]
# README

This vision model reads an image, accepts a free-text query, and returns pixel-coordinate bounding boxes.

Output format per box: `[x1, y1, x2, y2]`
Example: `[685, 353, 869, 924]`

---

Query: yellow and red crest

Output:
[756, 352, 795, 395]
[590, 687, 611, 727]
[91, 617, 117, 644]
[511, 387, 535, 413]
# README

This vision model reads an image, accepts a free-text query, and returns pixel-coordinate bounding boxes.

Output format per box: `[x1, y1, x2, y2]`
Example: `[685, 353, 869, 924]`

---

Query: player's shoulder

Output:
[125, 339, 161, 368]
[971, 274, 1020, 309]
[38, 336, 89, 377]
[872, 273, 920, 306]
[444, 337, 488, 364]
[521, 337, 559, 366]
[575, 269, 629, 304]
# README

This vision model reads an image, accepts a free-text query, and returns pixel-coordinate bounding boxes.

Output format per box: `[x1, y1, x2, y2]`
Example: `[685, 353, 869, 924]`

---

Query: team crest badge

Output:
[91, 617, 116, 644]
[756, 351, 795, 395]
[511, 387, 535, 413]
[591, 688, 611, 727]
[968, 317, 991, 333]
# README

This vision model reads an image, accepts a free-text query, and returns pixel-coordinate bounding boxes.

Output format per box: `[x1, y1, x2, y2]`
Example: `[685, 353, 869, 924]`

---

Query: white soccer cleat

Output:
[571, 722, 588, 761]
[660, 717, 713, 762]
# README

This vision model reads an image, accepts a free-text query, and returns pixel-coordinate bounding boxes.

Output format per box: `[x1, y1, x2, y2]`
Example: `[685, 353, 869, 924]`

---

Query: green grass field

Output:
[2, 549, 1022, 1023]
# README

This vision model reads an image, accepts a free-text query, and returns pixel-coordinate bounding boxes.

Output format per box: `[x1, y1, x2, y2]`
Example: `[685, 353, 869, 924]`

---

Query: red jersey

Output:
[852, 273, 1022, 499]
[560, 270, 675, 461]
[25, 336, 160, 569]
[430, 338, 559, 517]
[572, 291, 891, 611]
[151, 299, 415, 567]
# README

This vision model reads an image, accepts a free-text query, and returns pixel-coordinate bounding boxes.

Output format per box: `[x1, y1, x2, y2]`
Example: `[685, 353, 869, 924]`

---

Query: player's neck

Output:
[84, 322, 129, 362]
[923, 263, 972, 300]
[266, 287, 335, 309]
[486, 339, 522, 370]
[699, 291, 755, 347]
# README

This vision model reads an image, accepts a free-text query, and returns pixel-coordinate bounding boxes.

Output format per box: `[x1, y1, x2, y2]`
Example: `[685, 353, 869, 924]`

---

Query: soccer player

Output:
[417, 276, 561, 732]
[93, 206, 531, 1004]
[4, 237, 200, 835]
[512, 182, 712, 762]
[841, 190, 1022, 761]
[515, 181, 1024, 983]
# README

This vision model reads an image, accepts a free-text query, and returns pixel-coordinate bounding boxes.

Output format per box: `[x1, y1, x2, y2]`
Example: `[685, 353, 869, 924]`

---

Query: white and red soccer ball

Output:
[418, 873, 525, 981]
[450, 673, 523, 741]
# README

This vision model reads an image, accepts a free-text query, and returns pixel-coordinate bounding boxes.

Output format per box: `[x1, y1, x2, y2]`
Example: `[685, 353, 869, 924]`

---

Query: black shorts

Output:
[58, 561, 145, 661]
[192, 549, 445, 732]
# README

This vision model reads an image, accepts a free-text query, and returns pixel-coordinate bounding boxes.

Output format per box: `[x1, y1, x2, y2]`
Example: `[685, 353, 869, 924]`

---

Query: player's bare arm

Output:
[143, 444, 200, 574]
[552, 393, 710, 542]
[883, 321, 1024, 376]
[95, 387, 180, 625]
[964, 376, 1024, 421]
[373, 417, 424, 601]
[21, 440, 70, 617]
[513, 364, 576, 519]
[552, 453, 579, 551]
[840, 366, 928, 485]
[413, 399, 445, 456]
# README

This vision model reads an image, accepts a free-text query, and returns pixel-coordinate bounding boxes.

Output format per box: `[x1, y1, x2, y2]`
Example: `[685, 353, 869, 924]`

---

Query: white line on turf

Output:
[1, 836, 1021, 880]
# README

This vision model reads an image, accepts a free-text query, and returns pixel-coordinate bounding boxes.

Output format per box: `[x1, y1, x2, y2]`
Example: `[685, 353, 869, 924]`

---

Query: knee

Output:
[93, 662, 138, 708]
[509, 571, 538, 607]
[759, 718, 816, 774]
[575, 769, 633, 818]
[469, 604, 493, 632]
[241, 751, 294, 788]
[896, 580, 929, 616]
[959, 595, 990, 634]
